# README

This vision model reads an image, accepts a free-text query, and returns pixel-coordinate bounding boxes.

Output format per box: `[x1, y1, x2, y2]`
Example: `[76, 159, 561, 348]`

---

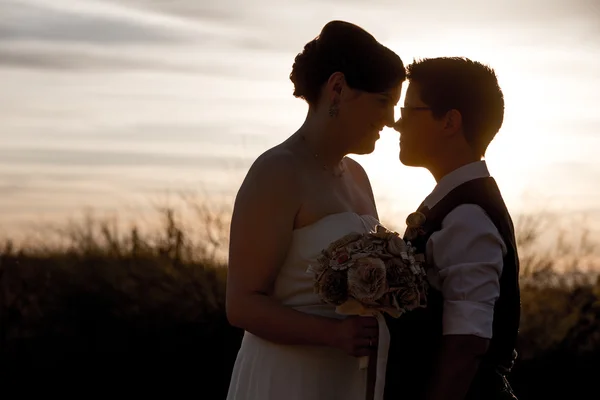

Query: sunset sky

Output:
[1, 0, 599, 240]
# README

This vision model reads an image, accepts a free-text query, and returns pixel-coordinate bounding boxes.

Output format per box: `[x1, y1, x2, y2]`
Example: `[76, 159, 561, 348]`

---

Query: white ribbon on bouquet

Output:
[336, 299, 391, 400]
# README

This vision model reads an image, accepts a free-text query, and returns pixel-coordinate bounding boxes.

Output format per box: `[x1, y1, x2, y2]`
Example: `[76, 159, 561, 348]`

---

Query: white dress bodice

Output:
[226, 212, 384, 400]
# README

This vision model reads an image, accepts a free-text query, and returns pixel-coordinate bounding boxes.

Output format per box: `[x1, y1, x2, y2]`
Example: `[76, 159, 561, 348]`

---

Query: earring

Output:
[328, 103, 339, 117]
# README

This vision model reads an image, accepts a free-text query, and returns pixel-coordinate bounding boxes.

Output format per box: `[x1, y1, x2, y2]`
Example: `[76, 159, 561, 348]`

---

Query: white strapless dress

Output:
[226, 212, 390, 400]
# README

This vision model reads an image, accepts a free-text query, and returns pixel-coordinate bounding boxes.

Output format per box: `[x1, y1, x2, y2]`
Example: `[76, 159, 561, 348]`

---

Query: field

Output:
[1, 204, 599, 399]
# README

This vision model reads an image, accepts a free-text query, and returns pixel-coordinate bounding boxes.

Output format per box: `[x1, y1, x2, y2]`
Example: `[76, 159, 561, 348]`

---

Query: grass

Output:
[0, 202, 599, 398]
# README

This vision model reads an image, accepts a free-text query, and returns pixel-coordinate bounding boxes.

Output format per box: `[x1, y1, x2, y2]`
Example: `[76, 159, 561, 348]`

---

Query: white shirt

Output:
[420, 160, 506, 339]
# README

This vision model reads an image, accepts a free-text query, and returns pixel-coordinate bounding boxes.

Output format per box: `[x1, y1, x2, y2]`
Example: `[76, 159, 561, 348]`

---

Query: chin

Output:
[399, 149, 421, 167]
[355, 142, 377, 155]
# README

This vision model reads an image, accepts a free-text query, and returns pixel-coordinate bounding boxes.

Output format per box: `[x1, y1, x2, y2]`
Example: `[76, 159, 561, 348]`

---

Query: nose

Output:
[383, 106, 396, 128]
[392, 118, 403, 132]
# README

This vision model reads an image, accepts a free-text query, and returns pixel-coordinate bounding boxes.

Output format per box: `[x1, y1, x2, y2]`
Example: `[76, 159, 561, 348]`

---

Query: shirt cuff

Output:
[442, 300, 494, 338]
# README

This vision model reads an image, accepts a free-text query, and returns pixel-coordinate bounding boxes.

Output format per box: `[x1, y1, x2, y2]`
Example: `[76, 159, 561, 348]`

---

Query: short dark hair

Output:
[290, 21, 406, 105]
[406, 57, 504, 156]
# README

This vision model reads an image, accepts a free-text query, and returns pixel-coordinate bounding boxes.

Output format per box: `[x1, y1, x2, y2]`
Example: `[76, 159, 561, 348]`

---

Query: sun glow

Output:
[350, 37, 573, 217]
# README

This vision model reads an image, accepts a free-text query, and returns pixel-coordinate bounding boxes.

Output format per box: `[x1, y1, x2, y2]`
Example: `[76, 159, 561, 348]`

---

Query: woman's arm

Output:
[226, 149, 377, 354]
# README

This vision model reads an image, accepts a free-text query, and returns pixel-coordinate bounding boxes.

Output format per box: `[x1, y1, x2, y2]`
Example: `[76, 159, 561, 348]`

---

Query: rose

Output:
[387, 235, 408, 257]
[404, 211, 427, 241]
[347, 258, 388, 304]
[317, 268, 349, 305]
[394, 287, 420, 308]
[324, 232, 363, 256]
[406, 211, 426, 228]
[385, 258, 416, 286]
[329, 248, 352, 270]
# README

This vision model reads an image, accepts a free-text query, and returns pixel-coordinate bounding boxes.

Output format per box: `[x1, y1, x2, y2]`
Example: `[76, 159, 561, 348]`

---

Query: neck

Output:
[295, 111, 347, 168]
[427, 147, 481, 182]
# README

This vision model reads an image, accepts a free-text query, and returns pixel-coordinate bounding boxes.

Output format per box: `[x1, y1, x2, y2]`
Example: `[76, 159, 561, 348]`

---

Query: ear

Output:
[442, 109, 462, 137]
[325, 72, 345, 103]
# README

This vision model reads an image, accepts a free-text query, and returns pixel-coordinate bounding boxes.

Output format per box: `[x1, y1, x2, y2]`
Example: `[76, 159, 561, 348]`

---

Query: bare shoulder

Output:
[344, 157, 375, 194]
[343, 157, 368, 177]
[241, 147, 300, 188]
[234, 145, 303, 210]
[250, 146, 298, 173]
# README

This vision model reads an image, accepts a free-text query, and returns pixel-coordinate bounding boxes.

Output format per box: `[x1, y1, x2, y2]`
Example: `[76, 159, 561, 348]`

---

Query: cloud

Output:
[59, 122, 268, 145]
[123, 0, 600, 48]
[0, 47, 187, 71]
[11, 122, 271, 145]
[0, 0, 195, 45]
[0, 0, 296, 74]
[3, 0, 597, 74]
[2, 0, 598, 56]
[0, 45, 248, 75]
[0, 46, 280, 80]
[0, 147, 254, 169]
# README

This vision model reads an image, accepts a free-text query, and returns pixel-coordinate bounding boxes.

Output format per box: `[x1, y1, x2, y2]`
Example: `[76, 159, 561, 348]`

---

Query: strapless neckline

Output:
[232, 210, 388, 400]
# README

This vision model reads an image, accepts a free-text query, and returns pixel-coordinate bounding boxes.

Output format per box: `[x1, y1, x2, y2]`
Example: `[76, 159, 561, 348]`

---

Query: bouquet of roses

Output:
[307, 221, 428, 369]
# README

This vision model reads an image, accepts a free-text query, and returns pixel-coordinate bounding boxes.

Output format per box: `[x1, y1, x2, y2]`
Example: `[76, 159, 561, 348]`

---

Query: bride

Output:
[225, 20, 405, 400]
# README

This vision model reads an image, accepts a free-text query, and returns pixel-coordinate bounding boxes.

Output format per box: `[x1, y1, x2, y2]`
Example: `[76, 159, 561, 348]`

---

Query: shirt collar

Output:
[423, 160, 490, 208]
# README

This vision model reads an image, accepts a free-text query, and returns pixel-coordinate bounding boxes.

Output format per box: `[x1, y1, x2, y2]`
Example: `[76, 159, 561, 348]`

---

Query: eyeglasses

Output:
[400, 106, 431, 119]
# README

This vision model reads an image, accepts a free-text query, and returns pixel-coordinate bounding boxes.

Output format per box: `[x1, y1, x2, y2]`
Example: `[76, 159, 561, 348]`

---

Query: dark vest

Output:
[384, 177, 521, 400]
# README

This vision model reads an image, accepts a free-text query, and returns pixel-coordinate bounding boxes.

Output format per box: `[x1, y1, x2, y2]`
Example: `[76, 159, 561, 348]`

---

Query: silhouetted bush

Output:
[1, 205, 598, 398]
